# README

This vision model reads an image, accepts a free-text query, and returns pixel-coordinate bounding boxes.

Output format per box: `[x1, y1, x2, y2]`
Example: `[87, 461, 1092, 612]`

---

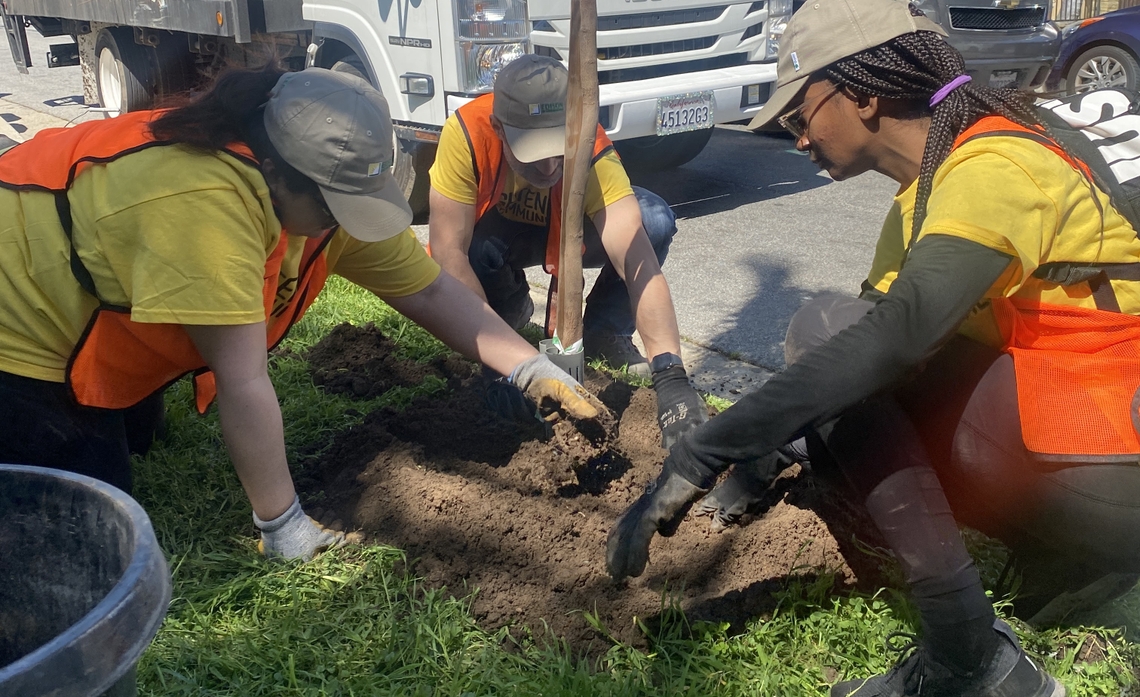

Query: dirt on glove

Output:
[299, 323, 885, 654]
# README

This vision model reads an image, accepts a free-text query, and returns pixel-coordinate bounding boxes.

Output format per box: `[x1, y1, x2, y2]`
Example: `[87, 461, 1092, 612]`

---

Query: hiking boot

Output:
[584, 333, 650, 377]
[831, 621, 1065, 697]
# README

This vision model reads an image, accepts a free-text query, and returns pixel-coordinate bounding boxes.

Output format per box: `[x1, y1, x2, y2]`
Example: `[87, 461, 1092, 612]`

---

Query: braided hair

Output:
[821, 25, 1052, 245]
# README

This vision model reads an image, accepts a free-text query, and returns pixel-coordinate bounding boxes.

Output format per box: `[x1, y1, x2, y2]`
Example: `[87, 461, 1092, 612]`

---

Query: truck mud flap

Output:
[1, 2, 30, 73]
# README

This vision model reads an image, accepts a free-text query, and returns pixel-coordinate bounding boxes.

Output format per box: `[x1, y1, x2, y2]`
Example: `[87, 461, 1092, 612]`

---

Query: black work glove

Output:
[652, 365, 709, 450]
[482, 366, 538, 422]
[695, 449, 796, 531]
[606, 460, 710, 582]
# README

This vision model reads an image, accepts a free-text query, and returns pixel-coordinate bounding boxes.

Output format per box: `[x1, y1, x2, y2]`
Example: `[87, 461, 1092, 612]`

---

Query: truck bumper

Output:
[597, 62, 778, 140]
[446, 61, 777, 142]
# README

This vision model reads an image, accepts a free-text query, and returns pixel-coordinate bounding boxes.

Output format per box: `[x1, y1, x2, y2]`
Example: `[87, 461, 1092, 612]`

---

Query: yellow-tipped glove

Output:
[510, 354, 601, 420]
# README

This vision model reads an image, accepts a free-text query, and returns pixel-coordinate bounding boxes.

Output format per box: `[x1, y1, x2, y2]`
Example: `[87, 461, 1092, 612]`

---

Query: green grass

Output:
[131, 277, 1140, 695]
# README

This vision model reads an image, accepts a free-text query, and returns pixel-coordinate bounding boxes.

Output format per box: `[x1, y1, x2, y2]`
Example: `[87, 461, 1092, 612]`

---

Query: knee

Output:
[633, 187, 676, 256]
[784, 294, 874, 367]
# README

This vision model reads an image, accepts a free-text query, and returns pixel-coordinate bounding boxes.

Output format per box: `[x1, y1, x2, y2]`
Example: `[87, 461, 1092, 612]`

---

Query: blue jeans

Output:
[468, 186, 676, 336]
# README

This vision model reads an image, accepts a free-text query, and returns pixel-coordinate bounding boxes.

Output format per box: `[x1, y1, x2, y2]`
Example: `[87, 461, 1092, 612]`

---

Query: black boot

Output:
[831, 620, 1065, 697]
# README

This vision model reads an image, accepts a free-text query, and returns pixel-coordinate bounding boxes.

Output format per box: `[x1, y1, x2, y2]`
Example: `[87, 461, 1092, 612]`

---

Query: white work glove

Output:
[253, 495, 346, 561]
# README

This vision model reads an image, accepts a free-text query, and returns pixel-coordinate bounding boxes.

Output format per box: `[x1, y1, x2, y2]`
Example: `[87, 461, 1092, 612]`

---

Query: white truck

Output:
[2, 0, 788, 212]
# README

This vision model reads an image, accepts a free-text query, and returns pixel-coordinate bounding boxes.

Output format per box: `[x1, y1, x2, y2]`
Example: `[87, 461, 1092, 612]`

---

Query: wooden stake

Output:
[556, 0, 598, 348]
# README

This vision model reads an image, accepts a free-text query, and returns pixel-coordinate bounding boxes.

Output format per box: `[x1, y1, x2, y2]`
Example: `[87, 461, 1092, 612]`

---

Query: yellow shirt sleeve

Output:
[326, 228, 442, 297]
[586, 149, 634, 217]
[429, 115, 478, 205]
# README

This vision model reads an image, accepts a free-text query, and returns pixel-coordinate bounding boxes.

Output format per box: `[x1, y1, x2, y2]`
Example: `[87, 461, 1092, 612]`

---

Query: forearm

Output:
[216, 371, 296, 521]
[669, 235, 1014, 484]
[432, 246, 489, 304]
[384, 271, 538, 377]
[629, 270, 682, 359]
[428, 188, 486, 301]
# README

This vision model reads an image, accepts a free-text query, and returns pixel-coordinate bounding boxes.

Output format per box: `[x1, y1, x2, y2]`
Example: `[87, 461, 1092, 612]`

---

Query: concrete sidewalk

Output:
[525, 285, 775, 402]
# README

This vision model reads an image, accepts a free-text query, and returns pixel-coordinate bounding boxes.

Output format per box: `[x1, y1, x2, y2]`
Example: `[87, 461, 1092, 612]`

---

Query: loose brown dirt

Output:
[299, 323, 883, 654]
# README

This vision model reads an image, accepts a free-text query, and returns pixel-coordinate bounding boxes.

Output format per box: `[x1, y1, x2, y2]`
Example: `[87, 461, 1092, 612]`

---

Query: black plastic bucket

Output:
[0, 464, 171, 697]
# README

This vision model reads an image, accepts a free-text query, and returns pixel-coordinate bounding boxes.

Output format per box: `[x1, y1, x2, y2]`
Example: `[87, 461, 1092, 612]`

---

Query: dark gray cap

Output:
[748, 0, 945, 130]
[492, 55, 568, 163]
[264, 68, 412, 242]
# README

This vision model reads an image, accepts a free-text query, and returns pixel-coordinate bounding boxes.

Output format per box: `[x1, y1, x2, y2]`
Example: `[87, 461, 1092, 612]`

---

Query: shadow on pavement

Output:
[630, 127, 831, 221]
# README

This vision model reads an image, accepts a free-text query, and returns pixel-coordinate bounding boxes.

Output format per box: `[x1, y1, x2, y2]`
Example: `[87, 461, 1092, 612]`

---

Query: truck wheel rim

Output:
[1074, 55, 1129, 92]
[97, 47, 123, 116]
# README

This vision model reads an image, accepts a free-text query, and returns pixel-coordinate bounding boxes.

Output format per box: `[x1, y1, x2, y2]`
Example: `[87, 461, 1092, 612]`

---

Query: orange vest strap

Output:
[953, 115, 1096, 190]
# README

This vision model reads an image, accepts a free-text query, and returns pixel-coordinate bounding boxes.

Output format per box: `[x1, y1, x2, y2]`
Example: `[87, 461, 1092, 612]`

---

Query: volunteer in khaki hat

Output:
[610, 0, 1140, 693]
[0, 64, 604, 563]
[428, 54, 709, 453]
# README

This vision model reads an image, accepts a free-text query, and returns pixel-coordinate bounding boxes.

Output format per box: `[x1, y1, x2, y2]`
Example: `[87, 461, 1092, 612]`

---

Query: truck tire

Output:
[94, 27, 193, 116]
[330, 56, 432, 219]
[613, 128, 714, 173]
[95, 27, 151, 116]
[1066, 44, 1139, 95]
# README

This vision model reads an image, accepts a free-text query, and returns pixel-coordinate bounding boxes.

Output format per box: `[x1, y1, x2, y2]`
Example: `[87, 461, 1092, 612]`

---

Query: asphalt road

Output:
[0, 31, 899, 370]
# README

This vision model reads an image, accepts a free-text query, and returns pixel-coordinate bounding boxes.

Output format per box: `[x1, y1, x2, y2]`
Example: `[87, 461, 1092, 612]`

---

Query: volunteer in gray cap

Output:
[427, 55, 708, 452]
[608, 0, 1140, 693]
[0, 64, 602, 562]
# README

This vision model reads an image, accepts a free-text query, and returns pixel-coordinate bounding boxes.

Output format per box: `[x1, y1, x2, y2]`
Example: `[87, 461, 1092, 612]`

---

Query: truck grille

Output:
[948, 6, 1046, 30]
[597, 6, 728, 31]
[598, 53, 749, 84]
[599, 35, 719, 60]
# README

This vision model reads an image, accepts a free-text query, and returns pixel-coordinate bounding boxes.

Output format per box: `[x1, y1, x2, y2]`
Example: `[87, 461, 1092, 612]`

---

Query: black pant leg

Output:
[0, 371, 132, 493]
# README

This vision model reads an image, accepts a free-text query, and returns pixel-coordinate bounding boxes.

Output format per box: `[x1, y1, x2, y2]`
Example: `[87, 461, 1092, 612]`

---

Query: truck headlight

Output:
[455, 0, 529, 92]
[766, 0, 793, 61]
[459, 42, 527, 92]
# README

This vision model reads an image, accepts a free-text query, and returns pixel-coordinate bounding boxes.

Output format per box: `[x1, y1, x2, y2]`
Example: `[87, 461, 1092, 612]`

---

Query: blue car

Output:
[1047, 6, 1140, 94]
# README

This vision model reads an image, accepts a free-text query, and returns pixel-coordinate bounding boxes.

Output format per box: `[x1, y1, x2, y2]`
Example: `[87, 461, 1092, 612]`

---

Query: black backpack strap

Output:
[54, 191, 99, 299]
[1034, 261, 1140, 312]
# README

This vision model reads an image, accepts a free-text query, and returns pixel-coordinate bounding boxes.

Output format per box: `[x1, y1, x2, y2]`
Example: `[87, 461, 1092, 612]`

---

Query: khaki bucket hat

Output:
[748, 0, 945, 130]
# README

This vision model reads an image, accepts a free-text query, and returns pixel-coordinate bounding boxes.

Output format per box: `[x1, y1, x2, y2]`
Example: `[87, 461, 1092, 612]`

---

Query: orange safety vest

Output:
[454, 94, 615, 334]
[0, 111, 332, 414]
[953, 116, 1140, 459]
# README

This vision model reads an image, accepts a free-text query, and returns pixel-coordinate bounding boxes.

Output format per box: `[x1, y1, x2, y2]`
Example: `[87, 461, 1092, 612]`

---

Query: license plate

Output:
[656, 91, 714, 136]
[989, 70, 1020, 89]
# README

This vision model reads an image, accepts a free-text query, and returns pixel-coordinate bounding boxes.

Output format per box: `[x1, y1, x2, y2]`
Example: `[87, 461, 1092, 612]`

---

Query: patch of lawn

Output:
[131, 278, 1139, 695]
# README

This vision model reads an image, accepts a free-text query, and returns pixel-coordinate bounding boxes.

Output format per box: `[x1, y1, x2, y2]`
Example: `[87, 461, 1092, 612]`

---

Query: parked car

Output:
[1046, 6, 1140, 94]
[912, 0, 1060, 90]
[788, 0, 1060, 89]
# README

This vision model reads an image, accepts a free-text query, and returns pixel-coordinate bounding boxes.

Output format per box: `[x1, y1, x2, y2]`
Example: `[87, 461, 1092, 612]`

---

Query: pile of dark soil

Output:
[299, 323, 882, 653]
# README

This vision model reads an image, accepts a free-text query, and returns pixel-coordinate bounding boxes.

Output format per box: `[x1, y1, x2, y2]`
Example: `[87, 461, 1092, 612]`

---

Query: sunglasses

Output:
[777, 85, 841, 141]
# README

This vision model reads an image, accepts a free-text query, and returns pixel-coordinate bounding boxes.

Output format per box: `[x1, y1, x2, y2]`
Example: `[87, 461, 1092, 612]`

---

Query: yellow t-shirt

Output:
[865, 135, 1140, 345]
[429, 113, 634, 224]
[0, 144, 439, 383]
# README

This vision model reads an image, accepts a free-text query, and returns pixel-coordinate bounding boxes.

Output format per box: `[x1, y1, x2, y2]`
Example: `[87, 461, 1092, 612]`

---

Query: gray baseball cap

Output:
[264, 68, 412, 242]
[492, 55, 568, 163]
[748, 0, 945, 130]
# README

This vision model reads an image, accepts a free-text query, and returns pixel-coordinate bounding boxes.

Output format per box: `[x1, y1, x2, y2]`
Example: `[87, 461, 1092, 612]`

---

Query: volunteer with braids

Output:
[0, 65, 600, 562]
[607, 0, 1140, 694]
